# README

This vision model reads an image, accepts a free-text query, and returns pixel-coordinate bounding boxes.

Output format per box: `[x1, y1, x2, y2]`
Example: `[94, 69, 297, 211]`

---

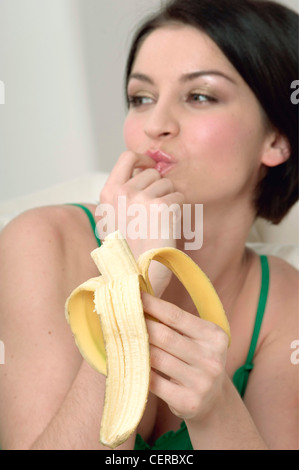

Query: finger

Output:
[142, 292, 203, 340]
[142, 178, 175, 198]
[143, 293, 229, 361]
[143, 292, 229, 350]
[132, 167, 144, 177]
[106, 151, 156, 187]
[146, 318, 198, 366]
[157, 191, 185, 207]
[149, 368, 181, 399]
[149, 369, 187, 417]
[147, 314, 226, 373]
[150, 344, 193, 385]
[125, 167, 161, 191]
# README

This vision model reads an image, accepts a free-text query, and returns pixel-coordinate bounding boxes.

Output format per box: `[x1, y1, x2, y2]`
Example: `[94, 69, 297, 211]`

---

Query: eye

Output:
[187, 93, 217, 104]
[127, 95, 154, 108]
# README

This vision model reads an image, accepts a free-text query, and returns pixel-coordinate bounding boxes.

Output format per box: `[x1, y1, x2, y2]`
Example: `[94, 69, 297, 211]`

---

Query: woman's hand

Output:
[97, 151, 185, 296]
[142, 292, 229, 423]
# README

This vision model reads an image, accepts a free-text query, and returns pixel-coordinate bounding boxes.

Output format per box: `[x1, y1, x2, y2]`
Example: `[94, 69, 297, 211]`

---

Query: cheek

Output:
[184, 116, 239, 173]
[123, 116, 142, 150]
[187, 113, 262, 171]
[192, 114, 239, 149]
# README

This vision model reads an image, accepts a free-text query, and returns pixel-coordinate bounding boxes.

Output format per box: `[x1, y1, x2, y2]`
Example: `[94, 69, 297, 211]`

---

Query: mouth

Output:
[146, 149, 176, 176]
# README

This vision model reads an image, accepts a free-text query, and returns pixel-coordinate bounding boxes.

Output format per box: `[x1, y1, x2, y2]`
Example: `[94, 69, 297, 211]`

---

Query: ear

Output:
[261, 130, 291, 168]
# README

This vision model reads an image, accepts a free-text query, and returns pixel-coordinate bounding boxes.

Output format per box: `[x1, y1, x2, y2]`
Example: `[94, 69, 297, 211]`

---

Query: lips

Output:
[146, 149, 176, 176]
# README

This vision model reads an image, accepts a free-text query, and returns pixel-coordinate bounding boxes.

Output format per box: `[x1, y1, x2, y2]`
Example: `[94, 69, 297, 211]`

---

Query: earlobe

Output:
[261, 131, 291, 167]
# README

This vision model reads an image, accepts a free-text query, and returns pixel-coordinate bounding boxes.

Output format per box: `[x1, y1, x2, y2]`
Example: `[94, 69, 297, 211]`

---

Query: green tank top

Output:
[70, 203, 270, 451]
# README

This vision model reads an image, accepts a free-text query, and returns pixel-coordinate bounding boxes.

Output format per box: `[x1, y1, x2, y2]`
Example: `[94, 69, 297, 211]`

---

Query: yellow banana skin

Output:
[65, 230, 231, 448]
[137, 247, 231, 339]
[65, 277, 107, 375]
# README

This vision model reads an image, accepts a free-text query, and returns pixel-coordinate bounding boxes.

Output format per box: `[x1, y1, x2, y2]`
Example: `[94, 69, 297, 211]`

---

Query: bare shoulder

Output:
[268, 253, 298, 285]
[0, 203, 100, 283]
[254, 253, 298, 360]
[0, 203, 99, 449]
[244, 254, 298, 449]
[0, 202, 101, 352]
[266, 254, 298, 332]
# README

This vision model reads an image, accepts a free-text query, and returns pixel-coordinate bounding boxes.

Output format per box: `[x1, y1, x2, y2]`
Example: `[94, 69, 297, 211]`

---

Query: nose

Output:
[144, 100, 179, 141]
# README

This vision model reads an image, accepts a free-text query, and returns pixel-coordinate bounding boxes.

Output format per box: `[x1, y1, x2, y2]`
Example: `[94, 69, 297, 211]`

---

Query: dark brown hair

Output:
[125, 0, 298, 224]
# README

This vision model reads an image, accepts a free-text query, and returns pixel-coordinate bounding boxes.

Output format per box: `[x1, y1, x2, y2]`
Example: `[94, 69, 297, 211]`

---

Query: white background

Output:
[0, 0, 298, 202]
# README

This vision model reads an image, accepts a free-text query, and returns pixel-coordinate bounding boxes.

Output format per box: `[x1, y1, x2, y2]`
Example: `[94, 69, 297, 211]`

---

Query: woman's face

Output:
[124, 25, 270, 206]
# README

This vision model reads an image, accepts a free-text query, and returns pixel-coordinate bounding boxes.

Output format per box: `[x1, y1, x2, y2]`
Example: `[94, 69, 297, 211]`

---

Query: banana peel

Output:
[65, 230, 230, 448]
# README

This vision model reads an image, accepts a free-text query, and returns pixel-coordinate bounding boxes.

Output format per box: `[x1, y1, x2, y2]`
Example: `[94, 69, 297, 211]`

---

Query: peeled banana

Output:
[65, 230, 230, 449]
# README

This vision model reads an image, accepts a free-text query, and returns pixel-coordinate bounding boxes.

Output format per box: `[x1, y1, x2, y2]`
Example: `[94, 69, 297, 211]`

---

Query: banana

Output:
[65, 230, 230, 449]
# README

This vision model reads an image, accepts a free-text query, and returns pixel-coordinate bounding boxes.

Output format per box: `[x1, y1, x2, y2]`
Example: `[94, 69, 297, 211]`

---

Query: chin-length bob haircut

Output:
[125, 0, 298, 224]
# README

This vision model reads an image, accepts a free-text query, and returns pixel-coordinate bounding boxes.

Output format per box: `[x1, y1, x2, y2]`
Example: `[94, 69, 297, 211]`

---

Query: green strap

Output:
[232, 255, 269, 397]
[246, 255, 269, 364]
[67, 203, 101, 247]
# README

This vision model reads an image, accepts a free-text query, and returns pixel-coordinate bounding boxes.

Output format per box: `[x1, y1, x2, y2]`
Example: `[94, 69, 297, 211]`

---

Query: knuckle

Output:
[195, 374, 213, 399]
[159, 324, 175, 348]
[209, 322, 229, 350]
[115, 185, 131, 200]
[150, 345, 164, 369]
[171, 203, 183, 222]
[154, 196, 168, 209]
[168, 306, 184, 328]
[214, 326, 229, 352]
[207, 358, 224, 379]
[133, 191, 148, 205]
[145, 168, 161, 180]
[154, 198, 182, 219]
[188, 393, 201, 414]
[177, 391, 201, 419]
[175, 192, 185, 205]
[161, 177, 174, 191]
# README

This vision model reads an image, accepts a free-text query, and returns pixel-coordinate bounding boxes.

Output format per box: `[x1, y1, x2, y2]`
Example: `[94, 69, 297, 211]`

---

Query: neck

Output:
[168, 200, 256, 317]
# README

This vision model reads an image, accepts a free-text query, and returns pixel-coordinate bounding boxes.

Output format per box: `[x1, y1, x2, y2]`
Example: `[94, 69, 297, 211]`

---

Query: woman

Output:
[0, 0, 298, 450]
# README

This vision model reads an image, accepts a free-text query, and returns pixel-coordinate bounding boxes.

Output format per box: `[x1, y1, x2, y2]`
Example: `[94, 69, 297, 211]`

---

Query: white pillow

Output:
[247, 243, 299, 269]
[0, 173, 298, 269]
[0, 172, 109, 231]
[248, 202, 299, 245]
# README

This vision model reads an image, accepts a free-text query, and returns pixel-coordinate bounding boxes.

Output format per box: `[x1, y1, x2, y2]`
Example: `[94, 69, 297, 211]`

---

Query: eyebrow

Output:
[128, 70, 237, 85]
